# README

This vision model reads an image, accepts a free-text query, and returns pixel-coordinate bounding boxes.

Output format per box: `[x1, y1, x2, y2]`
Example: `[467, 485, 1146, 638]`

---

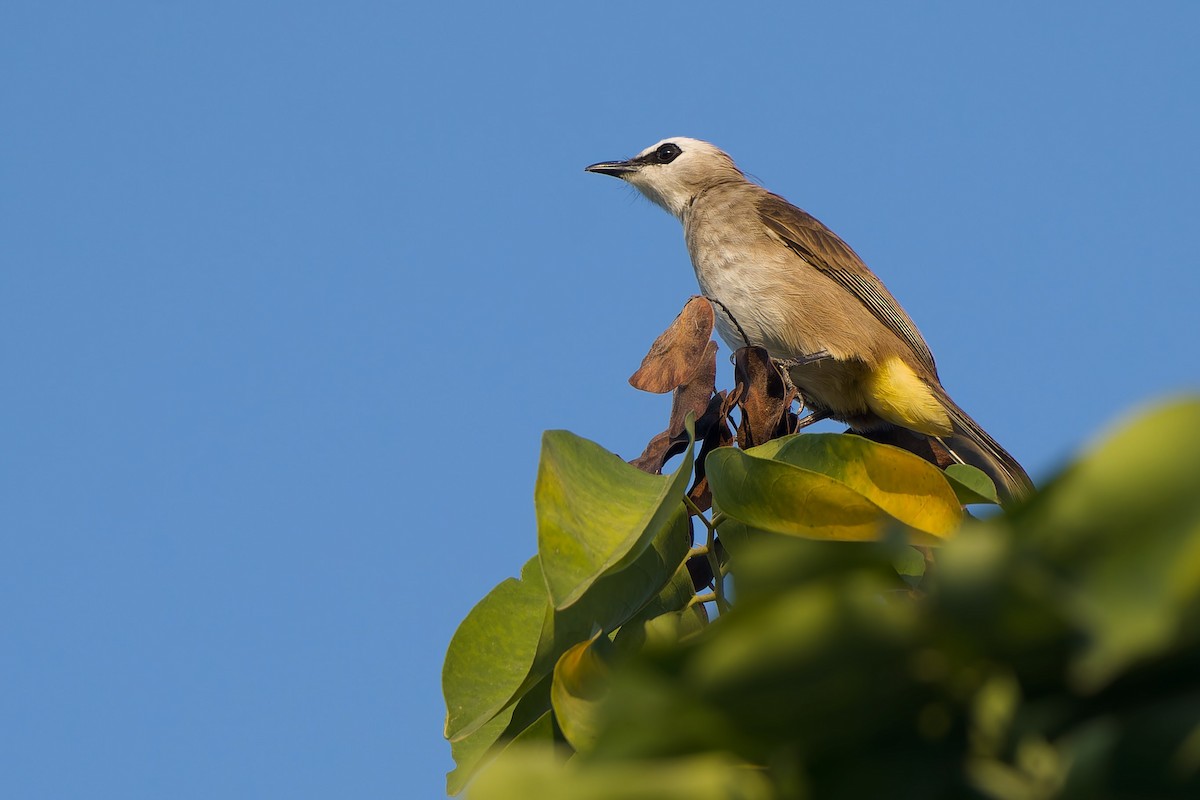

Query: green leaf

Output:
[711, 518, 766, 560]
[708, 446, 887, 541]
[468, 749, 774, 800]
[505, 708, 556, 748]
[534, 505, 692, 677]
[1020, 397, 1200, 690]
[892, 545, 926, 584]
[706, 446, 954, 545]
[688, 580, 917, 703]
[447, 499, 691, 762]
[447, 675, 554, 795]
[771, 433, 963, 536]
[638, 606, 709, 649]
[717, 523, 911, 600]
[945, 463, 1001, 506]
[443, 557, 548, 742]
[623, 560, 701, 629]
[449, 396, 1200, 798]
[742, 433, 800, 461]
[537, 429, 694, 610]
[614, 563, 705, 657]
[446, 704, 517, 796]
[590, 538, 923, 767]
[551, 634, 612, 753]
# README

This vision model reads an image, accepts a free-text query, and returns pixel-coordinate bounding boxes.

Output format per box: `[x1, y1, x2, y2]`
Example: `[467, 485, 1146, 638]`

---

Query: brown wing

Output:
[757, 193, 939, 379]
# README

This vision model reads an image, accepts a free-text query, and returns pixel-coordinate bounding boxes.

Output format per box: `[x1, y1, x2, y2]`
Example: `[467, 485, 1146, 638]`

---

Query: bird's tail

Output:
[932, 386, 1034, 507]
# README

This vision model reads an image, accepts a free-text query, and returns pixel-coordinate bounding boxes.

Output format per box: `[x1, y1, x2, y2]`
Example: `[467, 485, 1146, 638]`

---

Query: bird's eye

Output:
[656, 143, 682, 164]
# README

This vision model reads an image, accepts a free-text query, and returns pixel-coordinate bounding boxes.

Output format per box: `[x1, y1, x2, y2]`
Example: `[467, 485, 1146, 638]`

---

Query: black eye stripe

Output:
[632, 142, 683, 166]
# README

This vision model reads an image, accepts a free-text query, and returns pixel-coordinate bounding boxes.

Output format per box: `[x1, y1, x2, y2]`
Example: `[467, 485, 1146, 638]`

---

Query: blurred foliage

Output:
[444, 397, 1200, 798]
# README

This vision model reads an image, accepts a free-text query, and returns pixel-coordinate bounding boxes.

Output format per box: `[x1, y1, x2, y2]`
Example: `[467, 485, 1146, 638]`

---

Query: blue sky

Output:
[3, 2, 1198, 797]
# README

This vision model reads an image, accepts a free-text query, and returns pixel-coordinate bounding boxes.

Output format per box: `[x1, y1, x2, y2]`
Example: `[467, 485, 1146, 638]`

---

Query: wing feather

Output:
[757, 193, 939, 378]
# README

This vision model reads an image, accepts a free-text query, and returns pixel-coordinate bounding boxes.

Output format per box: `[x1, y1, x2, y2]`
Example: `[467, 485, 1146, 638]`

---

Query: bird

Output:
[585, 137, 1033, 504]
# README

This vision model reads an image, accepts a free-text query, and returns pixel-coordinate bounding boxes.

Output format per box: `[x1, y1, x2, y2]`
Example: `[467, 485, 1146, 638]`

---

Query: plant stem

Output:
[683, 495, 716, 534]
[705, 513, 729, 614]
[681, 495, 730, 613]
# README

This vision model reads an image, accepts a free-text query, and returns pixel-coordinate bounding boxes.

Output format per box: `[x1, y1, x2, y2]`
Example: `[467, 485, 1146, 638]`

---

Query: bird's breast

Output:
[684, 218, 825, 360]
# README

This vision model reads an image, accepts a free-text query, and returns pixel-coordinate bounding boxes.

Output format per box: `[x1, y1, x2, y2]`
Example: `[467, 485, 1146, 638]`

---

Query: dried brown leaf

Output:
[629, 297, 715, 393]
[666, 341, 718, 440]
[628, 430, 676, 474]
[733, 347, 793, 449]
[687, 392, 734, 514]
[630, 341, 721, 476]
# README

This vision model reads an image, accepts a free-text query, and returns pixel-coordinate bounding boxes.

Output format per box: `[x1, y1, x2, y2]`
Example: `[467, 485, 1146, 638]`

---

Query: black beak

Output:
[584, 159, 637, 178]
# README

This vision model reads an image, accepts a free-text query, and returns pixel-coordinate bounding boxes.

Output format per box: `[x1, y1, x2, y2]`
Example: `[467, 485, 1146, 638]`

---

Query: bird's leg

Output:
[772, 358, 801, 404]
[770, 350, 831, 398]
[770, 351, 832, 431]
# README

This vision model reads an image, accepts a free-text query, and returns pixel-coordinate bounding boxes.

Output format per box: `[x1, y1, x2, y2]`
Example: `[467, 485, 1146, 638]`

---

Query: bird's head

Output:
[585, 137, 743, 219]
